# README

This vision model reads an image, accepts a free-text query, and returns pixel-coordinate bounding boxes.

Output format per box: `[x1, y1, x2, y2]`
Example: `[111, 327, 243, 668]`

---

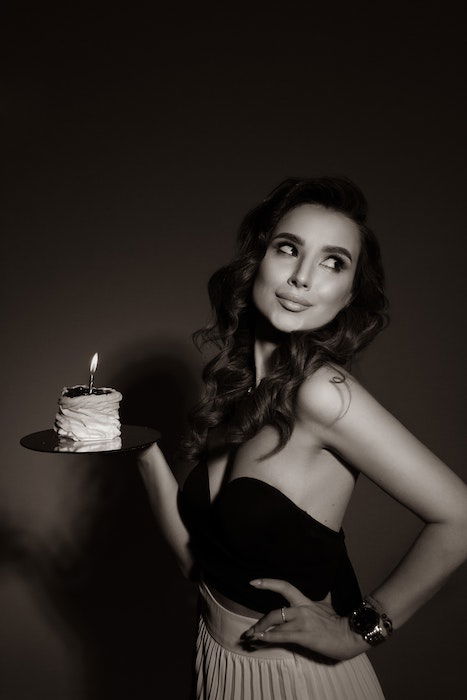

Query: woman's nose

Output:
[288, 261, 313, 289]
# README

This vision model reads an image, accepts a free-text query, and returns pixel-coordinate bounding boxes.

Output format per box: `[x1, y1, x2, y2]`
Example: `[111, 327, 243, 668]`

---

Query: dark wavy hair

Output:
[181, 176, 389, 465]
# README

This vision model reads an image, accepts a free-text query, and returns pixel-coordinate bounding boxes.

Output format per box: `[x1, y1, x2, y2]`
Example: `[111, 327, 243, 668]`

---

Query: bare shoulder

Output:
[296, 362, 372, 428]
[296, 361, 467, 525]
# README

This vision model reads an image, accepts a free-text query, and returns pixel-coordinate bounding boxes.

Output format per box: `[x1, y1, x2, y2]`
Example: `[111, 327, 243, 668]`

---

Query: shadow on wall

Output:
[4, 342, 202, 700]
[112, 341, 202, 482]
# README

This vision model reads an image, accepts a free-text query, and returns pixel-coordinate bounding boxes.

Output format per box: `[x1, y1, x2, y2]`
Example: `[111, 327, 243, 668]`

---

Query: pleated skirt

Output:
[192, 579, 385, 699]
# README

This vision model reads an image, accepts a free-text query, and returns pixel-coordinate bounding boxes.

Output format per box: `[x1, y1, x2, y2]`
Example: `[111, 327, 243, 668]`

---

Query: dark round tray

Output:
[20, 425, 161, 454]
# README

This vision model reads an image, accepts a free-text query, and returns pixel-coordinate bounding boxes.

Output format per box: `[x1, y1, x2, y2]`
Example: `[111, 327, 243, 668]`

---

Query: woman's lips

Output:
[276, 295, 312, 312]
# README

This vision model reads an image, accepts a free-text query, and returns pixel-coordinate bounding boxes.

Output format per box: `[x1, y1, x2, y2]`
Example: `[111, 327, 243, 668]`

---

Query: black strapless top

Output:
[177, 458, 362, 616]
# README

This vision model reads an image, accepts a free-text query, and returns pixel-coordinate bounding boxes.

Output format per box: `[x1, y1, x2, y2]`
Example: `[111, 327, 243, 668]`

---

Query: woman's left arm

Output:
[243, 369, 467, 657]
[302, 368, 467, 632]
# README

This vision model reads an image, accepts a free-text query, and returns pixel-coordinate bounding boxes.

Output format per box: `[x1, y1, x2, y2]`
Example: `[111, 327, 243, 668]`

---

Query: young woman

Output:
[138, 177, 467, 699]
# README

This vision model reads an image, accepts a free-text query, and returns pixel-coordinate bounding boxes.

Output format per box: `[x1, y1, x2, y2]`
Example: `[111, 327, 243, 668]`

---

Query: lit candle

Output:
[88, 352, 99, 394]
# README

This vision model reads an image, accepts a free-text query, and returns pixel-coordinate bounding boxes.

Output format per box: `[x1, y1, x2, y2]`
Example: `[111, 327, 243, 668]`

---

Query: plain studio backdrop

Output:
[1, 4, 466, 699]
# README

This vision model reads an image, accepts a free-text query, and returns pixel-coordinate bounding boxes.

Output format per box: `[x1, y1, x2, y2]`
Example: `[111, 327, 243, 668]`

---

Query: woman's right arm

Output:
[137, 442, 196, 580]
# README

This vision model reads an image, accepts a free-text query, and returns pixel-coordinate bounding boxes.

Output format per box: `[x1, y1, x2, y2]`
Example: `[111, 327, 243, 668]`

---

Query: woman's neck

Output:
[254, 338, 277, 385]
[253, 312, 287, 384]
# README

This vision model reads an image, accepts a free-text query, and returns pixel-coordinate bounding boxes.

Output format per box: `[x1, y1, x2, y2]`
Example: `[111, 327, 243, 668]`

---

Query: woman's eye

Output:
[321, 255, 345, 272]
[277, 243, 297, 256]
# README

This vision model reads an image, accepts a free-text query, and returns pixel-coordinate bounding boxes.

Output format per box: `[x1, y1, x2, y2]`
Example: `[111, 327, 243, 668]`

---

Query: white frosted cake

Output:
[54, 384, 123, 442]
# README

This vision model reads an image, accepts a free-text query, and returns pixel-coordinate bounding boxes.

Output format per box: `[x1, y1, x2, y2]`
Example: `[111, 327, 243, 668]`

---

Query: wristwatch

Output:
[348, 597, 393, 647]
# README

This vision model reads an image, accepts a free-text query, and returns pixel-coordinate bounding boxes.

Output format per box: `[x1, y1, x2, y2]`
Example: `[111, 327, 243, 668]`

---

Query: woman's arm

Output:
[137, 442, 196, 580]
[297, 366, 467, 631]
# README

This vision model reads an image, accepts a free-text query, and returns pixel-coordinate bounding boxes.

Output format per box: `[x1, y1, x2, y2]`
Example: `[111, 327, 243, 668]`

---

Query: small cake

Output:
[54, 384, 123, 442]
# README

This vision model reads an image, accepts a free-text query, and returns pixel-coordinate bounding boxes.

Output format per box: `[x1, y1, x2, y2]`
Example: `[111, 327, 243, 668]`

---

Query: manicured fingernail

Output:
[249, 579, 262, 586]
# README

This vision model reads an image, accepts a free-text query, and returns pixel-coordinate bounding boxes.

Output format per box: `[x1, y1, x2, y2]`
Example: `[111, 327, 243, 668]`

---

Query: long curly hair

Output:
[181, 176, 390, 465]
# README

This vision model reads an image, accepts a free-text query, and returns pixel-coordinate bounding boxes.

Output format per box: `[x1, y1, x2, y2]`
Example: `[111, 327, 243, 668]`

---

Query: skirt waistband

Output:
[197, 579, 298, 660]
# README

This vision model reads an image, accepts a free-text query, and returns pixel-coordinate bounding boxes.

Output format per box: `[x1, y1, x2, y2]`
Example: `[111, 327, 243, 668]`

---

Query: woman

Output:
[138, 177, 467, 699]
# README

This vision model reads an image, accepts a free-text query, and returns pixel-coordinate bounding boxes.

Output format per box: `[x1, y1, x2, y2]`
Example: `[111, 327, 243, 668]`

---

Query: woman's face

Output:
[252, 204, 361, 333]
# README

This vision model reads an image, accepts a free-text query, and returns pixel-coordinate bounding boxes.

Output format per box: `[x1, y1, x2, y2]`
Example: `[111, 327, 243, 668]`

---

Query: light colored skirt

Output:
[193, 579, 385, 699]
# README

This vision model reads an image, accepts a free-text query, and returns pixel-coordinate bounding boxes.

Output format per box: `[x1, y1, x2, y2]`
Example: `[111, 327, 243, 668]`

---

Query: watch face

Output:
[350, 605, 380, 635]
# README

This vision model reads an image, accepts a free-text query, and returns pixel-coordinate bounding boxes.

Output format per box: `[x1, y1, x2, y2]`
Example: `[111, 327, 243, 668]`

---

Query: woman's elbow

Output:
[434, 513, 467, 559]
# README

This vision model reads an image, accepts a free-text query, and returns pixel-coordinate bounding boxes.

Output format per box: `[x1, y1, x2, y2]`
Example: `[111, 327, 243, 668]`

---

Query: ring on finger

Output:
[281, 606, 287, 623]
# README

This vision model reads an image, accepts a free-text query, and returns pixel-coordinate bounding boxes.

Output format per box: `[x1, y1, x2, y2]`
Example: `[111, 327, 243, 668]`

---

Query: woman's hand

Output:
[241, 578, 370, 661]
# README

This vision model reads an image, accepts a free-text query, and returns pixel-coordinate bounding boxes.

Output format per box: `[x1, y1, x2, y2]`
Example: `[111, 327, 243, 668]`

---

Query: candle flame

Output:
[90, 352, 98, 374]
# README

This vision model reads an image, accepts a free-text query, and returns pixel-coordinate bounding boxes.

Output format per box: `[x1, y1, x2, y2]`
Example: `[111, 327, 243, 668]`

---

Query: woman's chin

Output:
[253, 306, 328, 335]
[269, 310, 308, 333]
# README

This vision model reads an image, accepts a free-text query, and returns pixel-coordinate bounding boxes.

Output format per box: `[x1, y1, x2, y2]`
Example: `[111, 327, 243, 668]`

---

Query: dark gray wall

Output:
[2, 5, 466, 699]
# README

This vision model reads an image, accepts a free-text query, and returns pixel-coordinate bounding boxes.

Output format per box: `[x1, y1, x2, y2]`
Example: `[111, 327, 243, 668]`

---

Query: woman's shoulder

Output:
[296, 362, 370, 428]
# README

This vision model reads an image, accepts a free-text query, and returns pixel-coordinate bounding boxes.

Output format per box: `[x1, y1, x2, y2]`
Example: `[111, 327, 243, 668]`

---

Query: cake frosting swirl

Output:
[54, 384, 122, 442]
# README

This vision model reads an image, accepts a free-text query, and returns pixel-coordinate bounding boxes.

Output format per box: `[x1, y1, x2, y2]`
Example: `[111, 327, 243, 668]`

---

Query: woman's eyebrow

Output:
[272, 233, 353, 262]
[272, 232, 304, 246]
[321, 245, 353, 262]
